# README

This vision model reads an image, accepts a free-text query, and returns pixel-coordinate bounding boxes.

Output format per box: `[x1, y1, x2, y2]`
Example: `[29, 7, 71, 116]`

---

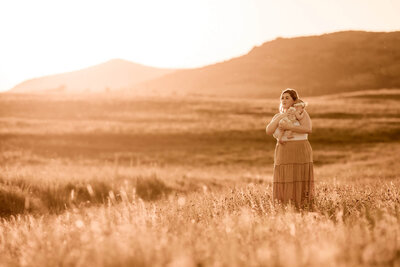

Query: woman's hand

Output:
[291, 110, 312, 134]
[279, 112, 288, 119]
[266, 112, 292, 135]
[279, 121, 292, 131]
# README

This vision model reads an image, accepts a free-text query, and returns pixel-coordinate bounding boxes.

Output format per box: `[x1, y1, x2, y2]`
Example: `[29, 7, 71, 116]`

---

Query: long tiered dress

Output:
[272, 124, 314, 208]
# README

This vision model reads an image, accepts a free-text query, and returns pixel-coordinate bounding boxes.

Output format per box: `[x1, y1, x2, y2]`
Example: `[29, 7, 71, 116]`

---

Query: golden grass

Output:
[0, 90, 399, 266]
[1, 176, 399, 266]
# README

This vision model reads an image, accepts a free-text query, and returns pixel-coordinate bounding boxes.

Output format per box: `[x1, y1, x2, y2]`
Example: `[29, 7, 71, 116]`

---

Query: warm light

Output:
[0, 0, 399, 92]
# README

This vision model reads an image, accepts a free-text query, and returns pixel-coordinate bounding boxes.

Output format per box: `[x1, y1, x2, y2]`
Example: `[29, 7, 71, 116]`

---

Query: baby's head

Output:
[293, 99, 307, 111]
[287, 107, 297, 114]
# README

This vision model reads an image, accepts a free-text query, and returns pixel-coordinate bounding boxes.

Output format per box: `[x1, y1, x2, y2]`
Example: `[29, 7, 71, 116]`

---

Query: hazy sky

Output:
[1, 0, 400, 92]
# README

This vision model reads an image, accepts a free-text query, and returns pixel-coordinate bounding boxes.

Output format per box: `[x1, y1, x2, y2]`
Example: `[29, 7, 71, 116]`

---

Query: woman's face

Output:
[281, 93, 295, 110]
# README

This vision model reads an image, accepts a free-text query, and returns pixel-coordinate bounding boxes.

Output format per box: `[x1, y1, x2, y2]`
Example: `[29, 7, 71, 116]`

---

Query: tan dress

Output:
[272, 127, 314, 208]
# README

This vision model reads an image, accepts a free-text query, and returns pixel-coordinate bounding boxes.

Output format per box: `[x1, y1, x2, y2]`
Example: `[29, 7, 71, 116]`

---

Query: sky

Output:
[1, 0, 400, 92]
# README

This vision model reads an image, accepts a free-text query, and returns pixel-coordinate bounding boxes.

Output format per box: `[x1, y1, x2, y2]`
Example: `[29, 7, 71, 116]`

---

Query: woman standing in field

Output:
[266, 88, 314, 208]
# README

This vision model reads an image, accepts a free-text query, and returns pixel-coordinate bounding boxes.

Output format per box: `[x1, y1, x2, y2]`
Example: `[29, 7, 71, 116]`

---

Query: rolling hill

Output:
[132, 31, 400, 97]
[10, 59, 176, 93]
[9, 31, 400, 97]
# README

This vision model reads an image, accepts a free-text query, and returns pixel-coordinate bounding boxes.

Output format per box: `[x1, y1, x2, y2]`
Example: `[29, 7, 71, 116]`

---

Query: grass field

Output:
[0, 89, 400, 266]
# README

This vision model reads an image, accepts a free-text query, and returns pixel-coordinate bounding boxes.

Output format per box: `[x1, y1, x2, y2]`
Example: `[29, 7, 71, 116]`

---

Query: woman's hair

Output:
[279, 88, 299, 113]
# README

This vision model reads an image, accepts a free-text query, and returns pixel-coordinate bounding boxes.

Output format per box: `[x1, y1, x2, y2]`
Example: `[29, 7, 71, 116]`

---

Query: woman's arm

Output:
[266, 113, 287, 135]
[295, 110, 304, 120]
[280, 110, 312, 134]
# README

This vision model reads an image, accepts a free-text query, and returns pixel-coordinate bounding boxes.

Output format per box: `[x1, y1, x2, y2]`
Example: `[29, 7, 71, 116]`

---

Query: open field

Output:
[0, 89, 400, 266]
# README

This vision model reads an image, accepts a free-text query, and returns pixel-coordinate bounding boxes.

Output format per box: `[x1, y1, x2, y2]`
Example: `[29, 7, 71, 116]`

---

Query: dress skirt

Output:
[273, 140, 314, 208]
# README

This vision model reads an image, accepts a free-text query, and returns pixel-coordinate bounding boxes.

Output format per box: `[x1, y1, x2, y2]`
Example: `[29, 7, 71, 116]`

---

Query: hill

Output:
[10, 59, 176, 93]
[9, 31, 400, 97]
[133, 31, 400, 97]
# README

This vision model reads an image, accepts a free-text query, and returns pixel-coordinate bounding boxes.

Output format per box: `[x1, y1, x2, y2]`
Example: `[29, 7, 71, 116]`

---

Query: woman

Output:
[266, 88, 314, 208]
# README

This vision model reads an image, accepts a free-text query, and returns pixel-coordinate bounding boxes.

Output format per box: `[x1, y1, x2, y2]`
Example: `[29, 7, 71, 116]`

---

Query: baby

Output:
[274, 99, 307, 143]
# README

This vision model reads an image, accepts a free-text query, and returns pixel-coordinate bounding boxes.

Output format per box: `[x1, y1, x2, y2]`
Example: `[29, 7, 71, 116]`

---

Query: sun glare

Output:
[0, 0, 400, 91]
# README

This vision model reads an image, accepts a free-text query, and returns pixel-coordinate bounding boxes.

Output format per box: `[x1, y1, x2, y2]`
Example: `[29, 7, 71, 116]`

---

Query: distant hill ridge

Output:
[10, 31, 400, 97]
[134, 31, 400, 97]
[10, 59, 176, 93]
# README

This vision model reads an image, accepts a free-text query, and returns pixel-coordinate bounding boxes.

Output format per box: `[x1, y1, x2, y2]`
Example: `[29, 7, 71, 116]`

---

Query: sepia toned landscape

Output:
[2, 0, 400, 264]
[1, 86, 399, 266]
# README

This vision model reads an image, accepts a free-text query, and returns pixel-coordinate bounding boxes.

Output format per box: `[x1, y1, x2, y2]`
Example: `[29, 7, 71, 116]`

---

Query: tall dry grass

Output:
[1, 178, 399, 266]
